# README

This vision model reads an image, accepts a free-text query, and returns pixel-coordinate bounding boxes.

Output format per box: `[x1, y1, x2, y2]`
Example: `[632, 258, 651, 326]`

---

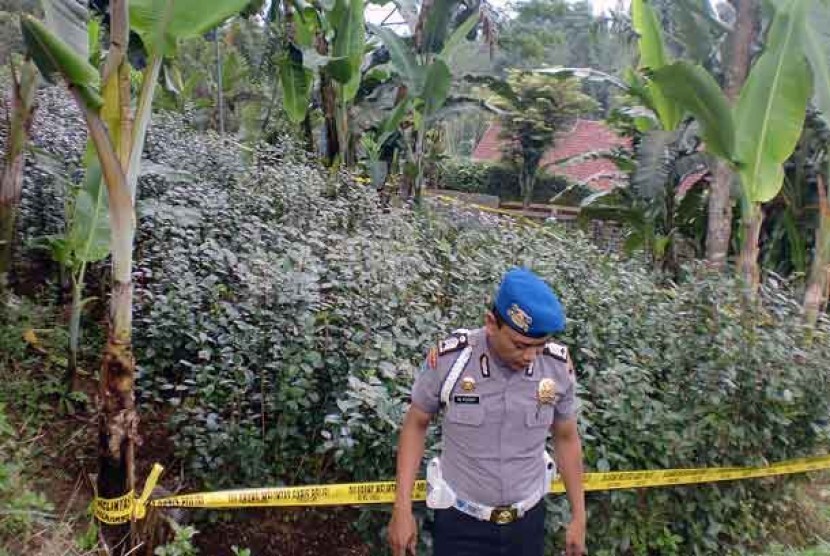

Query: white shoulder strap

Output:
[440, 346, 473, 406]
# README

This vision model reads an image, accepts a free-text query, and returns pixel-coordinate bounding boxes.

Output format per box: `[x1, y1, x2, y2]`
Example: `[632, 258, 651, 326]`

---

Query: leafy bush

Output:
[323, 204, 830, 554]
[435, 158, 572, 203]
[155, 523, 199, 556]
[21, 87, 830, 555]
[0, 403, 54, 546]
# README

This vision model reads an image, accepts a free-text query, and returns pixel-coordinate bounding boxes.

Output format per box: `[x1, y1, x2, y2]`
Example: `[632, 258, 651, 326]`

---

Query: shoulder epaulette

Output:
[438, 330, 469, 356]
[543, 341, 568, 362]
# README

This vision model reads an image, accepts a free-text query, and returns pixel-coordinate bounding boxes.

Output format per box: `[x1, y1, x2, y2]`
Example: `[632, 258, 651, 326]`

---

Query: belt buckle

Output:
[489, 506, 518, 525]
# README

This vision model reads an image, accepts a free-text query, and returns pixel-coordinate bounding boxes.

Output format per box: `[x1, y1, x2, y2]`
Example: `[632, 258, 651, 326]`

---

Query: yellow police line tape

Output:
[94, 454, 830, 524]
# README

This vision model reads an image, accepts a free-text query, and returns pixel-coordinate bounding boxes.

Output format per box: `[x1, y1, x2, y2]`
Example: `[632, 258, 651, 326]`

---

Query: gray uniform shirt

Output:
[411, 328, 577, 507]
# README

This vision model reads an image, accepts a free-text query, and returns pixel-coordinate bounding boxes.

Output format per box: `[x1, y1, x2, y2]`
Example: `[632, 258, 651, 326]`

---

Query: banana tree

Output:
[549, 0, 699, 269]
[805, 168, 830, 327]
[37, 145, 110, 390]
[579, 122, 710, 276]
[0, 59, 38, 296]
[759, 115, 828, 279]
[331, 0, 365, 166]
[803, 0, 830, 326]
[707, 0, 756, 270]
[650, 0, 812, 296]
[369, 0, 483, 202]
[21, 0, 248, 549]
[630, 0, 682, 133]
[360, 98, 410, 189]
[271, 0, 366, 166]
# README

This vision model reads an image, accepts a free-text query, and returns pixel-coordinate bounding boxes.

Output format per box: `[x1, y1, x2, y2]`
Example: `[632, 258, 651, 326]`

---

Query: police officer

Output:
[387, 267, 586, 556]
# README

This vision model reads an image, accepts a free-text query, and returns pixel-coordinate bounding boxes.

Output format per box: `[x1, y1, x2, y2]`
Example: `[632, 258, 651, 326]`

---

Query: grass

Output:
[765, 544, 830, 556]
[0, 295, 100, 555]
[765, 481, 830, 556]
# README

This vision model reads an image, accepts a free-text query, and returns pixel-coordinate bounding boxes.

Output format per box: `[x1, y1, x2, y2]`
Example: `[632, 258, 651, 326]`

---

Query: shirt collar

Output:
[483, 331, 520, 378]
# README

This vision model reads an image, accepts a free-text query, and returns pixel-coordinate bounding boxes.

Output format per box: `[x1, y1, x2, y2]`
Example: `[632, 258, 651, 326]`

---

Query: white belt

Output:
[426, 455, 555, 525]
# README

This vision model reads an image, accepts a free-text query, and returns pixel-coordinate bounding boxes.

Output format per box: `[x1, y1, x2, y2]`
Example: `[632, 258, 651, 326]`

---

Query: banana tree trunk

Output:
[316, 33, 339, 165]
[804, 174, 830, 327]
[321, 77, 339, 164]
[0, 60, 37, 293]
[79, 88, 138, 553]
[92, 0, 138, 550]
[301, 112, 316, 153]
[738, 201, 763, 295]
[706, 0, 756, 269]
[706, 160, 734, 268]
[520, 166, 536, 210]
[66, 272, 83, 391]
[0, 202, 14, 292]
[118, 62, 133, 164]
[414, 126, 426, 204]
[335, 102, 353, 167]
[126, 56, 162, 200]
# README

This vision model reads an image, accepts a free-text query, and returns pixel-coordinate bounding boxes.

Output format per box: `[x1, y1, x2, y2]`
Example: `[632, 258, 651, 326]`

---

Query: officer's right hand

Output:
[387, 507, 417, 555]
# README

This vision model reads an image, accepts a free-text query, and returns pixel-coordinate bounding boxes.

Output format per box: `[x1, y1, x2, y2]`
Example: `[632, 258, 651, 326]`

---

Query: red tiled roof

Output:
[471, 119, 631, 191]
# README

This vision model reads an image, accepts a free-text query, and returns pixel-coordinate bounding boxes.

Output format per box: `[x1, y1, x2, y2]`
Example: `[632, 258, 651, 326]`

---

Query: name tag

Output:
[453, 395, 480, 405]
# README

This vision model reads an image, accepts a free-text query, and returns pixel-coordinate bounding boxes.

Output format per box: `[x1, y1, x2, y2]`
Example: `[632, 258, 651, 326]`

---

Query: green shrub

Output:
[435, 158, 572, 203]
[24, 90, 830, 555]
[0, 403, 54, 545]
[132, 114, 830, 555]
[154, 523, 199, 556]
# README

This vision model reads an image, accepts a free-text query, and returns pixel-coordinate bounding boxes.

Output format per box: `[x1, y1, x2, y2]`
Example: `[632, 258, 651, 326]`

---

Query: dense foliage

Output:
[126, 104, 830, 552]
[0, 403, 52, 553]
[2, 0, 830, 549]
[436, 158, 572, 203]
[12, 86, 830, 555]
[496, 0, 634, 113]
[0, 299, 72, 555]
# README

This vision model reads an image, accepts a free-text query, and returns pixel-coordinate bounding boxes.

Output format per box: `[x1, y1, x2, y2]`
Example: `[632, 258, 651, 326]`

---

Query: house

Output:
[471, 119, 631, 192]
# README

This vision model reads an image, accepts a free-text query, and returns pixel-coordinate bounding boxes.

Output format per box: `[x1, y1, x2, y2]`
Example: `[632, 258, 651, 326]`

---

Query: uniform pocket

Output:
[525, 405, 554, 428]
[447, 404, 485, 426]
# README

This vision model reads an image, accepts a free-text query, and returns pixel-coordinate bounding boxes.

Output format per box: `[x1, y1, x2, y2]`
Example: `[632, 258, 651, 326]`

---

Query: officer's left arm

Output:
[552, 418, 584, 517]
[551, 353, 585, 554]
[553, 417, 586, 553]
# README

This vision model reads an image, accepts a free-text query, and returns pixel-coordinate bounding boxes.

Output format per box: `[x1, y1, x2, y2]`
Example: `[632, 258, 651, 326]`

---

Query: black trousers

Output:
[432, 501, 546, 556]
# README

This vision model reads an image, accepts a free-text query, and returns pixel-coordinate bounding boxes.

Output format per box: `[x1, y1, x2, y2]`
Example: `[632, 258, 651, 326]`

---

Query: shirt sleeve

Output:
[411, 358, 447, 414]
[554, 360, 578, 421]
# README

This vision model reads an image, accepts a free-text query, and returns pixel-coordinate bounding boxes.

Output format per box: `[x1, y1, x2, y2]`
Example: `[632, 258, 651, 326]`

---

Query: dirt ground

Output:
[24, 393, 371, 555]
[194, 508, 370, 556]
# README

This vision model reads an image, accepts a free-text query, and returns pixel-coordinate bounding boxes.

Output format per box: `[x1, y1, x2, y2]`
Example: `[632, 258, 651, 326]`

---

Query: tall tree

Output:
[802, 0, 830, 327]
[476, 71, 595, 208]
[21, 0, 249, 551]
[706, 0, 757, 269]
[0, 60, 37, 295]
[651, 0, 813, 296]
[370, 0, 495, 201]
[498, 0, 632, 112]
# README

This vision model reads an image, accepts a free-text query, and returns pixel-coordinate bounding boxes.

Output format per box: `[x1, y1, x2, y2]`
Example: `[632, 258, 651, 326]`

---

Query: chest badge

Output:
[461, 377, 476, 392]
[537, 378, 556, 405]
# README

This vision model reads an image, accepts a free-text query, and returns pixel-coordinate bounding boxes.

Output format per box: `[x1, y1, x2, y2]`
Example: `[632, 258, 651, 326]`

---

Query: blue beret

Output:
[493, 268, 565, 337]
